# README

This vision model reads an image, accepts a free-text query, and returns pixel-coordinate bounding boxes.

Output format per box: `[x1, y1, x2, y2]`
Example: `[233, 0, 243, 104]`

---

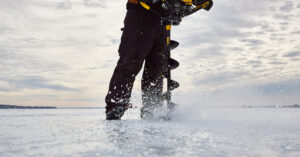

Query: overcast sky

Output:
[0, 0, 299, 107]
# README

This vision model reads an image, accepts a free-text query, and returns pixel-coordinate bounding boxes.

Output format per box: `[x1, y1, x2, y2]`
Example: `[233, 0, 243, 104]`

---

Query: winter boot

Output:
[106, 103, 131, 120]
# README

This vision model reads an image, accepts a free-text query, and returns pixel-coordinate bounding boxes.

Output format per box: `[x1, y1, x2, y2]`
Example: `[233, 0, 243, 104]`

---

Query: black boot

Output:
[106, 103, 131, 120]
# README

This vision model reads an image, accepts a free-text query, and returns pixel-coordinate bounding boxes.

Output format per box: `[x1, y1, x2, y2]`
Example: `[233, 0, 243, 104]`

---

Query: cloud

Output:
[291, 30, 300, 34]
[256, 79, 300, 96]
[269, 61, 287, 65]
[1, 76, 77, 91]
[239, 39, 264, 45]
[0, 23, 12, 34]
[193, 71, 249, 86]
[175, 79, 300, 107]
[279, 1, 294, 12]
[193, 45, 225, 58]
[83, 0, 106, 8]
[273, 14, 294, 21]
[1, 0, 300, 107]
[246, 60, 262, 68]
[56, 0, 72, 10]
[0, 87, 10, 92]
[0, 48, 69, 76]
[283, 51, 300, 57]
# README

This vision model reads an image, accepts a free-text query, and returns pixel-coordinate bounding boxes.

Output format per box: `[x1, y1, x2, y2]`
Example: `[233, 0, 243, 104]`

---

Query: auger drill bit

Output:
[161, 23, 180, 111]
[169, 40, 179, 50]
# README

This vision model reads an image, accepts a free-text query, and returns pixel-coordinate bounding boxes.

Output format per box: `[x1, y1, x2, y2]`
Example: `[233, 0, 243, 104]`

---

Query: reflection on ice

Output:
[104, 117, 235, 157]
[0, 108, 300, 157]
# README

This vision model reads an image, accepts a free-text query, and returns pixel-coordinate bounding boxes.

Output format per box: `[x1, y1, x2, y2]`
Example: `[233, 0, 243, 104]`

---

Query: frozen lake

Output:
[1, 107, 300, 157]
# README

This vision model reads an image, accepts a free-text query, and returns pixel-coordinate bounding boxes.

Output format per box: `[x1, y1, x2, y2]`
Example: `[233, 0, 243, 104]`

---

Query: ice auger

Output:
[138, 0, 213, 112]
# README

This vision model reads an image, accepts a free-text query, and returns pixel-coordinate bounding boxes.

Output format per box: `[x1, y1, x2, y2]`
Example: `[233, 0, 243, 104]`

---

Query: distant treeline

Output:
[0, 104, 56, 109]
[242, 104, 300, 108]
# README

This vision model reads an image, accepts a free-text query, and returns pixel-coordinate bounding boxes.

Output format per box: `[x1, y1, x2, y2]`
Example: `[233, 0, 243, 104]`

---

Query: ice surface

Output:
[1, 108, 300, 157]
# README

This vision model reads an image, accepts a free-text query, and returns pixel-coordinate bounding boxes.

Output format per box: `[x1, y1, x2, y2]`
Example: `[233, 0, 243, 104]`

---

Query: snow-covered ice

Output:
[1, 107, 300, 157]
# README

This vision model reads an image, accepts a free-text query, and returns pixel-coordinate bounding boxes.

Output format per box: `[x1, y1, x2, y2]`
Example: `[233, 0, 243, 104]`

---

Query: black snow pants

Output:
[105, 4, 167, 112]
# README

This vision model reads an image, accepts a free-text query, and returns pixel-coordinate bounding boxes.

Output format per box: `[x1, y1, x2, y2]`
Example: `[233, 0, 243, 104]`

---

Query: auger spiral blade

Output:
[169, 40, 179, 50]
[169, 58, 179, 70]
[168, 79, 180, 91]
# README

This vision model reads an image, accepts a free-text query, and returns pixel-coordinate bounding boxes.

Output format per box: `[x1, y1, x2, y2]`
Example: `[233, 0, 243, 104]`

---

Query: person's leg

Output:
[141, 26, 168, 118]
[105, 9, 161, 120]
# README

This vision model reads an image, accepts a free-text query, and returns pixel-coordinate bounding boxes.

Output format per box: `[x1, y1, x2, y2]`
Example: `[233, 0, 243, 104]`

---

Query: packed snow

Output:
[1, 107, 300, 157]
